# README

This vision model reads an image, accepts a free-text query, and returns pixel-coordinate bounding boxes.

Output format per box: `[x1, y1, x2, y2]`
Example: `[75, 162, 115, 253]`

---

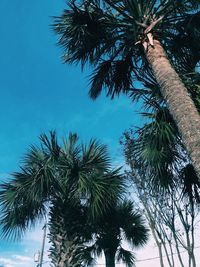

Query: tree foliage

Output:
[0, 131, 125, 266]
[79, 199, 149, 267]
[53, 0, 200, 99]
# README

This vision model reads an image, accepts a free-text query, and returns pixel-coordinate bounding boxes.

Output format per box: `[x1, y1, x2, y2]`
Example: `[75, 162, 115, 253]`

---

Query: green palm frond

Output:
[39, 131, 61, 157]
[0, 137, 59, 239]
[165, 11, 200, 75]
[129, 107, 183, 188]
[53, 2, 119, 67]
[78, 248, 96, 267]
[84, 168, 125, 218]
[117, 200, 149, 247]
[79, 245, 98, 266]
[89, 56, 133, 99]
[0, 182, 46, 239]
[116, 247, 136, 267]
[87, 199, 148, 265]
[62, 132, 80, 158]
[81, 139, 111, 171]
[180, 164, 200, 204]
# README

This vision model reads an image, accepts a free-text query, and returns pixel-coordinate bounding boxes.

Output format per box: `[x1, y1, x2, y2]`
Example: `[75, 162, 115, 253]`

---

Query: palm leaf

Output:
[116, 247, 136, 267]
[180, 164, 200, 204]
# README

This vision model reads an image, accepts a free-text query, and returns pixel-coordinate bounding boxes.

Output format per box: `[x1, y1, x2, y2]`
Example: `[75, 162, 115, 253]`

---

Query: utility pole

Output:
[39, 223, 47, 267]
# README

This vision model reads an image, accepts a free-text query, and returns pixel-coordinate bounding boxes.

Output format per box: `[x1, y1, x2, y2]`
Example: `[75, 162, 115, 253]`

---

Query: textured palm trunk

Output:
[104, 249, 116, 267]
[49, 200, 86, 267]
[50, 232, 70, 267]
[49, 213, 84, 267]
[144, 39, 200, 179]
[50, 233, 83, 267]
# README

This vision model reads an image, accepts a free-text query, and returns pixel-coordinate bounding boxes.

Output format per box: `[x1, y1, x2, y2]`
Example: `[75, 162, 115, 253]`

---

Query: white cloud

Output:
[0, 257, 20, 267]
[0, 255, 37, 267]
[12, 255, 32, 262]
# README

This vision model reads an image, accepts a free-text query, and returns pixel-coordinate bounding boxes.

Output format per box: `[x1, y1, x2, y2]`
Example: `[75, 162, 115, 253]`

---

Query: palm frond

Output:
[53, 2, 119, 67]
[127, 107, 183, 188]
[0, 182, 46, 239]
[180, 164, 200, 204]
[81, 139, 111, 171]
[80, 245, 98, 266]
[116, 201, 149, 247]
[89, 55, 133, 99]
[116, 247, 136, 267]
[85, 169, 125, 218]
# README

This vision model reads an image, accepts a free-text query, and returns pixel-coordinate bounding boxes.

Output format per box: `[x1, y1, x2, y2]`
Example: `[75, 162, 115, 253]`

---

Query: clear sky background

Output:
[0, 1, 199, 267]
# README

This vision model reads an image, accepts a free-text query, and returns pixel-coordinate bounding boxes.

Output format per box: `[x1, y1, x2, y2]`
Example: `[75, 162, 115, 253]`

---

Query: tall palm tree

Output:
[53, 0, 200, 178]
[0, 131, 125, 267]
[83, 200, 149, 267]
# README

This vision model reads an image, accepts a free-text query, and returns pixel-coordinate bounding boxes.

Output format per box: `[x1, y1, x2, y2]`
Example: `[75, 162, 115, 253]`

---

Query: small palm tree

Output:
[84, 200, 149, 267]
[53, 0, 200, 178]
[0, 131, 125, 267]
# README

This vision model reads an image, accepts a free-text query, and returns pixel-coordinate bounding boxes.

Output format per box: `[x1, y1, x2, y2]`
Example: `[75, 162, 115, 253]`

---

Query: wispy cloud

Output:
[0, 256, 29, 267]
[12, 255, 32, 262]
[0, 253, 50, 267]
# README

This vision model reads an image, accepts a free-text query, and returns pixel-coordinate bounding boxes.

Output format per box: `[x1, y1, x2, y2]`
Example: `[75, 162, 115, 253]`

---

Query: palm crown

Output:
[83, 199, 149, 267]
[53, 0, 200, 99]
[0, 131, 125, 239]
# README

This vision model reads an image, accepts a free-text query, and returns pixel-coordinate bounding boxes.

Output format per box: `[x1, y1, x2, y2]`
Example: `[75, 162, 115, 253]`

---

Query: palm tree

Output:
[0, 131, 125, 267]
[124, 105, 182, 188]
[83, 200, 149, 267]
[122, 101, 200, 199]
[53, 0, 200, 178]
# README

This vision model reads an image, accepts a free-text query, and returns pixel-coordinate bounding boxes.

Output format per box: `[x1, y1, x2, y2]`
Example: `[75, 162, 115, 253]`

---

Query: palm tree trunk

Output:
[50, 234, 83, 267]
[104, 249, 116, 267]
[143, 39, 200, 179]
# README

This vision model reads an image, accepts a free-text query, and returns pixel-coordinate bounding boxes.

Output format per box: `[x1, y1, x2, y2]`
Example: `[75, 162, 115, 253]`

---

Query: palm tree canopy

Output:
[0, 131, 125, 239]
[53, 0, 200, 99]
[94, 199, 148, 246]
[122, 104, 200, 199]
[84, 199, 149, 266]
[124, 106, 183, 188]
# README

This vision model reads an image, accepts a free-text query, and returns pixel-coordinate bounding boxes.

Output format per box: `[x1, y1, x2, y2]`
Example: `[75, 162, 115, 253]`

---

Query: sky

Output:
[0, 1, 199, 267]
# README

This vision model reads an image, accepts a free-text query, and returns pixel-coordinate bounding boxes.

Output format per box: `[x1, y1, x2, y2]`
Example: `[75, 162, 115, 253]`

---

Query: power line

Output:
[91, 246, 200, 265]
[136, 246, 200, 263]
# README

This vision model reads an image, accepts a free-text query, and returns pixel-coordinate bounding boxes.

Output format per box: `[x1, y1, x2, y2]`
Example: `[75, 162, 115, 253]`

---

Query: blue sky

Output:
[0, 1, 144, 266]
[0, 0, 143, 174]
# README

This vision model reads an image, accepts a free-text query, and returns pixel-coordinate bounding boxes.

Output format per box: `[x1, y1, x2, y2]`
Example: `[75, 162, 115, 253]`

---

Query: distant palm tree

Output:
[83, 200, 149, 267]
[0, 132, 125, 267]
[53, 0, 200, 178]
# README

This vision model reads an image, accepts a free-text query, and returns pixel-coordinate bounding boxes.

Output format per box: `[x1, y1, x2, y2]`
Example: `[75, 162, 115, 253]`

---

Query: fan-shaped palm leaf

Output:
[116, 247, 136, 267]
